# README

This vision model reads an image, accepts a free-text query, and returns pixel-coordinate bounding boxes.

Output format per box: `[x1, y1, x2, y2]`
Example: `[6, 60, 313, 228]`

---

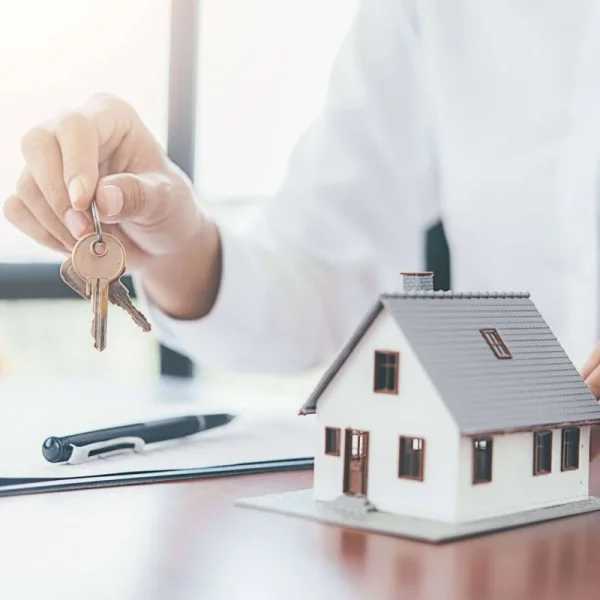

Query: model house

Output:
[298, 272, 600, 523]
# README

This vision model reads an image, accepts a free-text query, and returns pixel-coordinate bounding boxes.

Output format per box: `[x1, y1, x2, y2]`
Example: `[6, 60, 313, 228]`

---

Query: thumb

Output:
[95, 172, 166, 223]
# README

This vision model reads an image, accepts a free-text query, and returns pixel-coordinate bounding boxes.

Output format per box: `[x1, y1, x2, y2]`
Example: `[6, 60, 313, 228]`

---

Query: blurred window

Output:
[0, 0, 358, 382]
[196, 0, 359, 198]
[0, 0, 170, 262]
[0, 0, 169, 374]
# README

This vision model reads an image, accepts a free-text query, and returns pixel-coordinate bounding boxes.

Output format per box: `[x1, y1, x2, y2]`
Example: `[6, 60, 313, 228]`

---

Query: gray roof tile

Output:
[299, 292, 600, 434]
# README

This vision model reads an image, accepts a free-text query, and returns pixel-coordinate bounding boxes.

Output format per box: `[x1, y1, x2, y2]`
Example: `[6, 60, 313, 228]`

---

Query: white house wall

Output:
[313, 310, 461, 522]
[456, 426, 590, 522]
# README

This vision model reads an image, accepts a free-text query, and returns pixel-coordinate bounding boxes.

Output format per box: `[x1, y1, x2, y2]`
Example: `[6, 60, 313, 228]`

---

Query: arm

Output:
[140, 0, 441, 372]
[5, 0, 439, 373]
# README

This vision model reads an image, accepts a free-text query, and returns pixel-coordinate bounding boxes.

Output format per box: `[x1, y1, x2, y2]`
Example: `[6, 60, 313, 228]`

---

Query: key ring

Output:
[89, 199, 108, 256]
[90, 199, 104, 244]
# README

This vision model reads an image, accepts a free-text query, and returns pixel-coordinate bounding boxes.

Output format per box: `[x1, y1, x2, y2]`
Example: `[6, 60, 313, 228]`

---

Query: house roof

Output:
[299, 291, 600, 434]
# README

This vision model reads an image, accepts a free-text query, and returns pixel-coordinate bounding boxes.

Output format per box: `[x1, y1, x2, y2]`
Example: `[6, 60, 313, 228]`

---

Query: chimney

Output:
[401, 271, 434, 292]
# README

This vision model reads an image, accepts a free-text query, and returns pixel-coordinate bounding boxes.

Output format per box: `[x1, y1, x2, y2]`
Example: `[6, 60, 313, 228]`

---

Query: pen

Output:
[41, 413, 236, 464]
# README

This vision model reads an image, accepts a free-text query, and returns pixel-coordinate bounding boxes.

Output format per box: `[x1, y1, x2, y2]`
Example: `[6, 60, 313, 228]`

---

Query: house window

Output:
[480, 329, 512, 359]
[373, 351, 399, 394]
[473, 438, 493, 484]
[349, 430, 368, 458]
[561, 428, 580, 471]
[533, 430, 553, 475]
[399, 437, 425, 481]
[324, 427, 341, 456]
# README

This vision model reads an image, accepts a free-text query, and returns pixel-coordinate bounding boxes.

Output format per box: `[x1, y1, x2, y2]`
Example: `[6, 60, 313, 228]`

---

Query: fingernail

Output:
[64, 209, 88, 238]
[101, 185, 123, 217]
[68, 178, 86, 207]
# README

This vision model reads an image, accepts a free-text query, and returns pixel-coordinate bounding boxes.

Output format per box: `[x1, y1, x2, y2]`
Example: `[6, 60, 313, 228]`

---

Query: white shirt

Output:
[143, 0, 600, 372]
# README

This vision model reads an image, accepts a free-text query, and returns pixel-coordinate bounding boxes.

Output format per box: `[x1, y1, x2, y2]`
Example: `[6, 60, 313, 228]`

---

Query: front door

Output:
[343, 429, 369, 496]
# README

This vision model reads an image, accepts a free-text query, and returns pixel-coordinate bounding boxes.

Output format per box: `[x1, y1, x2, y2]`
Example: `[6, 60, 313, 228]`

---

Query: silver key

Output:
[61, 258, 151, 333]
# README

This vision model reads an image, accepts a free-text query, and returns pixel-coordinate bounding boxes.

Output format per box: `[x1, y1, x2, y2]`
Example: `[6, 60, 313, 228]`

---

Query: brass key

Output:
[72, 233, 126, 351]
[108, 278, 152, 332]
[60, 258, 151, 332]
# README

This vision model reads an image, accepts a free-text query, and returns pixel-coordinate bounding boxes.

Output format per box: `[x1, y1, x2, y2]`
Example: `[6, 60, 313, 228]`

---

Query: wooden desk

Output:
[1, 461, 600, 600]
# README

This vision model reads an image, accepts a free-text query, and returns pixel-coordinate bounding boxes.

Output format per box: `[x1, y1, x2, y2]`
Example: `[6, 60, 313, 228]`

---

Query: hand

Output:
[4, 94, 221, 319]
[582, 344, 600, 398]
[581, 344, 600, 460]
[4, 94, 202, 269]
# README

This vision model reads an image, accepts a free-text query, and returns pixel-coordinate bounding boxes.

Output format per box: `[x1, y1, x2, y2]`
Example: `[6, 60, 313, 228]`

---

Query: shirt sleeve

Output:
[136, 0, 441, 373]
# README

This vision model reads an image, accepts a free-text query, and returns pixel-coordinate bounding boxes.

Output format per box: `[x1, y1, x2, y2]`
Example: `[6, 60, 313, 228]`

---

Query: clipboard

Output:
[0, 375, 317, 497]
[0, 456, 314, 498]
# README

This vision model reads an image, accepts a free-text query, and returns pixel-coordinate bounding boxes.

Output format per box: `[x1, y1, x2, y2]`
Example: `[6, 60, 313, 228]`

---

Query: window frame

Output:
[324, 427, 341, 456]
[480, 328, 512, 359]
[398, 436, 425, 481]
[472, 437, 493, 484]
[561, 427, 580, 471]
[373, 350, 400, 395]
[533, 430, 553, 476]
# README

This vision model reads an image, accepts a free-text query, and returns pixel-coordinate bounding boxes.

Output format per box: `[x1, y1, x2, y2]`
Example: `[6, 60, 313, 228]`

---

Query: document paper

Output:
[0, 376, 316, 483]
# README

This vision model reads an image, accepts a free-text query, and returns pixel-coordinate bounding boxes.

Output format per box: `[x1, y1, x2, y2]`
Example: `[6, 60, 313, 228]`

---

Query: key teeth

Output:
[108, 281, 152, 332]
[91, 317, 105, 352]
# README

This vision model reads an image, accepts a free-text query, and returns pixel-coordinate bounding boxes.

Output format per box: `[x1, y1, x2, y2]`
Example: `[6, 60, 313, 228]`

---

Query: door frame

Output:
[342, 428, 370, 496]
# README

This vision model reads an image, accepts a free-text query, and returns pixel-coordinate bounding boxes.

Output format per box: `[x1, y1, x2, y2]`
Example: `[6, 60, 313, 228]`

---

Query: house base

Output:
[235, 489, 600, 543]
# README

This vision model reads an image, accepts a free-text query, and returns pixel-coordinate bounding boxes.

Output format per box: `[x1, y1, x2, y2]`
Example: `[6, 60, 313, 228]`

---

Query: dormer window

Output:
[480, 328, 512, 359]
[373, 351, 399, 394]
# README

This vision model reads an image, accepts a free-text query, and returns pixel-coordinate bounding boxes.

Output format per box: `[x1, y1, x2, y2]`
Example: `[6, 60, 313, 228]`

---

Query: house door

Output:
[343, 429, 369, 496]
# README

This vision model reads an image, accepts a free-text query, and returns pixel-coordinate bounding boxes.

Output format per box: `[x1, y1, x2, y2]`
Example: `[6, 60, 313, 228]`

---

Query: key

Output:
[72, 233, 126, 351]
[107, 277, 152, 332]
[60, 258, 151, 332]
[60, 257, 89, 300]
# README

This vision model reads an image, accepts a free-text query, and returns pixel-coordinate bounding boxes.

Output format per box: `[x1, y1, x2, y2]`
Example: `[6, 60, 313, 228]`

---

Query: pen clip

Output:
[68, 437, 146, 464]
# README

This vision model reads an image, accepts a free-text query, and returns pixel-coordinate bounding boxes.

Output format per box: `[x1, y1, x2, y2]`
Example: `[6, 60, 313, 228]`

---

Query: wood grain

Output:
[1, 461, 600, 599]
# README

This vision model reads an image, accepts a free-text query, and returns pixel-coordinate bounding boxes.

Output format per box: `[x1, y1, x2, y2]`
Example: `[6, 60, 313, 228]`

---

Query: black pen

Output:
[42, 413, 235, 464]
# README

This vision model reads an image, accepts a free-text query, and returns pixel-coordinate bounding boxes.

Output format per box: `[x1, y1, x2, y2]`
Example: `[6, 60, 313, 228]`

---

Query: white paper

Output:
[0, 376, 316, 481]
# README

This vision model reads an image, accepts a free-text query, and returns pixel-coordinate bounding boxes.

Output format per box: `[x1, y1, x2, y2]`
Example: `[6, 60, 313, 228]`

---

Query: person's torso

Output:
[418, 0, 600, 366]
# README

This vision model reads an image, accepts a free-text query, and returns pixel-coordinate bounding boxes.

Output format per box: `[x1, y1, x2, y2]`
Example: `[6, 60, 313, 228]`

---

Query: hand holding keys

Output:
[61, 200, 151, 351]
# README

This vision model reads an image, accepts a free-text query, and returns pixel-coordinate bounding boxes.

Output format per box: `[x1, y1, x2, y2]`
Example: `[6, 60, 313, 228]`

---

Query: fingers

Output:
[582, 342, 600, 400]
[15, 169, 84, 248]
[54, 110, 99, 209]
[585, 362, 600, 400]
[11, 94, 138, 254]
[81, 94, 142, 168]
[21, 126, 70, 218]
[19, 94, 137, 218]
[3, 195, 69, 254]
[10, 94, 155, 256]
[95, 172, 167, 223]
[62, 94, 138, 208]
[582, 342, 600, 380]
[20, 127, 91, 240]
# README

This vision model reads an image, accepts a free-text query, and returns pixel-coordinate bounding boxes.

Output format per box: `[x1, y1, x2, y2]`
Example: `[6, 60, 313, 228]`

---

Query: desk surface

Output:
[2, 462, 600, 600]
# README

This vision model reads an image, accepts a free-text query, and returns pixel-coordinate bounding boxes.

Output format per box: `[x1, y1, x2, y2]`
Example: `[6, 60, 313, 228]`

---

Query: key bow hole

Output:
[91, 240, 108, 257]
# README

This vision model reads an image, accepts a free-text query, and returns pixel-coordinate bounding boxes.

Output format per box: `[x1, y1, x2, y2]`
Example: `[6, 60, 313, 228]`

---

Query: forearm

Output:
[136, 220, 355, 372]
[133, 0, 435, 373]
[138, 217, 222, 320]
